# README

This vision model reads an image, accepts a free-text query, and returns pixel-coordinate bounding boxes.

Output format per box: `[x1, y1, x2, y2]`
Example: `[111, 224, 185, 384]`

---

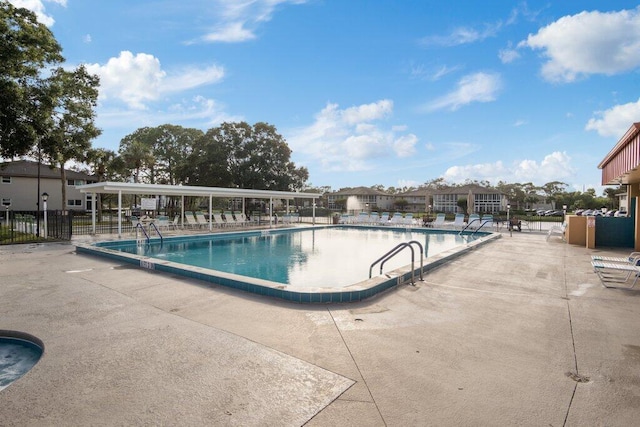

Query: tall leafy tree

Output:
[181, 122, 308, 191]
[41, 65, 101, 209]
[119, 139, 155, 183]
[0, 1, 63, 158]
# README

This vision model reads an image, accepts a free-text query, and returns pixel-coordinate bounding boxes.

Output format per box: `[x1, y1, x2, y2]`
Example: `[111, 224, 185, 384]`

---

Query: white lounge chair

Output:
[431, 213, 446, 228]
[546, 222, 567, 241]
[389, 213, 403, 225]
[213, 213, 228, 227]
[592, 260, 640, 288]
[195, 211, 210, 228]
[224, 211, 238, 227]
[450, 213, 465, 229]
[379, 212, 390, 225]
[184, 211, 200, 228]
[403, 213, 414, 226]
[591, 252, 640, 265]
[356, 212, 370, 224]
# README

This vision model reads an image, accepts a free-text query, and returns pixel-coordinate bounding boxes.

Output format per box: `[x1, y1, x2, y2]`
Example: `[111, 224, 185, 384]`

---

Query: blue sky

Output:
[12, 0, 640, 193]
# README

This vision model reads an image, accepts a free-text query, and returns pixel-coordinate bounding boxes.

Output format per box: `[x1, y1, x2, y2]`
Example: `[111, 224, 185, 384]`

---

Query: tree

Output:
[394, 198, 409, 211]
[41, 65, 101, 209]
[119, 139, 155, 183]
[181, 122, 308, 191]
[0, 1, 64, 158]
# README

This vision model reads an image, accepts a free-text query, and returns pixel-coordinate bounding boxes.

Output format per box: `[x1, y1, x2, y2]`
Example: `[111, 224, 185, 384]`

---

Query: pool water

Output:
[111, 227, 476, 288]
[0, 337, 43, 391]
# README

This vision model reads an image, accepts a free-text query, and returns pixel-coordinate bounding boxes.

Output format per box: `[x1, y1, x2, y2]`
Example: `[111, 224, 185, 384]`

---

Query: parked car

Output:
[574, 209, 585, 216]
[582, 209, 594, 216]
[615, 210, 628, 217]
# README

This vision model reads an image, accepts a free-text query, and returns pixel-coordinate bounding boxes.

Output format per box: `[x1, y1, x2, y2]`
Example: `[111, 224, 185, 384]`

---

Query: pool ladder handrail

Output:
[369, 240, 424, 284]
[458, 218, 491, 236]
[134, 222, 163, 244]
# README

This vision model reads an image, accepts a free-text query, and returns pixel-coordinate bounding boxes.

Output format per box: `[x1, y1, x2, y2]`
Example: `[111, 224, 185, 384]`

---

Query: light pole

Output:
[563, 204, 567, 218]
[507, 204, 511, 235]
[41, 192, 48, 238]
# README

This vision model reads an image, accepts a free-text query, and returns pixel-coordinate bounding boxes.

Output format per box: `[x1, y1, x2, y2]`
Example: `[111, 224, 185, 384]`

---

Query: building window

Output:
[1, 176, 10, 184]
[67, 199, 82, 207]
[67, 179, 85, 186]
[1, 198, 10, 206]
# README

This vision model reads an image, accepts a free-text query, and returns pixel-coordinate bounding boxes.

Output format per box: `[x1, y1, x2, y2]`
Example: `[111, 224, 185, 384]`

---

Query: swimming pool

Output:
[77, 225, 499, 302]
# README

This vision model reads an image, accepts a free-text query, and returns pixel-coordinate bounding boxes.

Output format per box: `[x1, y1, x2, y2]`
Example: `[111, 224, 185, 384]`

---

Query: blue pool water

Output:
[0, 337, 43, 391]
[102, 227, 480, 288]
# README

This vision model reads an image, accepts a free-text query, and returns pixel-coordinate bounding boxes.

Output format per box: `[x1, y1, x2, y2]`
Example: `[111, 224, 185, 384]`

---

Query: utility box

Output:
[566, 215, 586, 246]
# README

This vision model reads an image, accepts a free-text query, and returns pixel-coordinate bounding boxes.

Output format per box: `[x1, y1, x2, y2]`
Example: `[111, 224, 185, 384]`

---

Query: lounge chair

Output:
[431, 213, 446, 228]
[224, 211, 238, 227]
[403, 213, 414, 226]
[195, 211, 210, 228]
[356, 212, 370, 224]
[184, 211, 200, 228]
[480, 215, 493, 229]
[591, 252, 640, 265]
[466, 214, 480, 229]
[546, 222, 567, 241]
[155, 215, 170, 230]
[213, 213, 227, 227]
[236, 213, 247, 226]
[338, 214, 352, 224]
[450, 213, 465, 229]
[592, 260, 640, 288]
[389, 213, 403, 225]
[379, 212, 390, 225]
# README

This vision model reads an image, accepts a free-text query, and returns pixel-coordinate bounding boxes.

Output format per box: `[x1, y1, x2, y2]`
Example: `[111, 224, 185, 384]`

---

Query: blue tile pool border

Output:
[76, 225, 501, 303]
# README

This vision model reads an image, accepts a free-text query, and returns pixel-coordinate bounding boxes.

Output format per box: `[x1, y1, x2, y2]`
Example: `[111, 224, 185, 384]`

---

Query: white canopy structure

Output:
[77, 182, 322, 236]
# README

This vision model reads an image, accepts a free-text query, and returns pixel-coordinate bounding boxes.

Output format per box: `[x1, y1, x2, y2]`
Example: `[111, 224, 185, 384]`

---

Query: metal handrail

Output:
[148, 222, 163, 243]
[135, 221, 164, 244]
[459, 218, 492, 235]
[369, 240, 424, 284]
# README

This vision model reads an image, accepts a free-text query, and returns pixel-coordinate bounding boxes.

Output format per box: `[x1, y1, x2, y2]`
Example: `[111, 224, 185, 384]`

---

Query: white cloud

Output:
[86, 51, 224, 110]
[499, 47, 520, 64]
[443, 151, 574, 185]
[199, 0, 308, 43]
[8, 0, 66, 26]
[585, 98, 640, 137]
[521, 7, 640, 82]
[424, 72, 502, 112]
[287, 100, 418, 172]
[419, 23, 501, 47]
[83, 34, 92, 44]
[96, 96, 240, 131]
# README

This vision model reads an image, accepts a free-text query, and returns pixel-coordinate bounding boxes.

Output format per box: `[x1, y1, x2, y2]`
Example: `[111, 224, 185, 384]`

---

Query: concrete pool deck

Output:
[1, 229, 639, 425]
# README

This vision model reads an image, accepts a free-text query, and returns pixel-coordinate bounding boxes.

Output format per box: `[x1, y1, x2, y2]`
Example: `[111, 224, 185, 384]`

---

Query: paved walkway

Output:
[1, 229, 639, 426]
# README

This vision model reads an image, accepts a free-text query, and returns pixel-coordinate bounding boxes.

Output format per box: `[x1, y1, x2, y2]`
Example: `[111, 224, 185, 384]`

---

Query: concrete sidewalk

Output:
[1, 230, 639, 426]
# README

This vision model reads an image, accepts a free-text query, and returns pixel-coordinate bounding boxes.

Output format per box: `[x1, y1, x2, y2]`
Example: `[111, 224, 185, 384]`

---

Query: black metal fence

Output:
[0, 210, 72, 245]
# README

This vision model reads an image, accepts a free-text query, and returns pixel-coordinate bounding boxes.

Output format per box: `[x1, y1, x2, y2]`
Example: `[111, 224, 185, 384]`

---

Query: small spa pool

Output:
[0, 333, 43, 391]
[77, 225, 499, 302]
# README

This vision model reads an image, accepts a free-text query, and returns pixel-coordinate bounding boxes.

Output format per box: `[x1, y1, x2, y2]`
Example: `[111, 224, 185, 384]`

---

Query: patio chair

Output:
[356, 212, 370, 224]
[213, 213, 228, 227]
[591, 260, 640, 289]
[155, 215, 170, 230]
[450, 213, 466, 229]
[546, 222, 567, 241]
[591, 252, 640, 265]
[466, 214, 480, 229]
[236, 213, 247, 226]
[378, 212, 390, 225]
[224, 211, 238, 227]
[431, 213, 446, 228]
[194, 211, 210, 228]
[389, 213, 403, 225]
[403, 213, 414, 225]
[184, 211, 200, 228]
